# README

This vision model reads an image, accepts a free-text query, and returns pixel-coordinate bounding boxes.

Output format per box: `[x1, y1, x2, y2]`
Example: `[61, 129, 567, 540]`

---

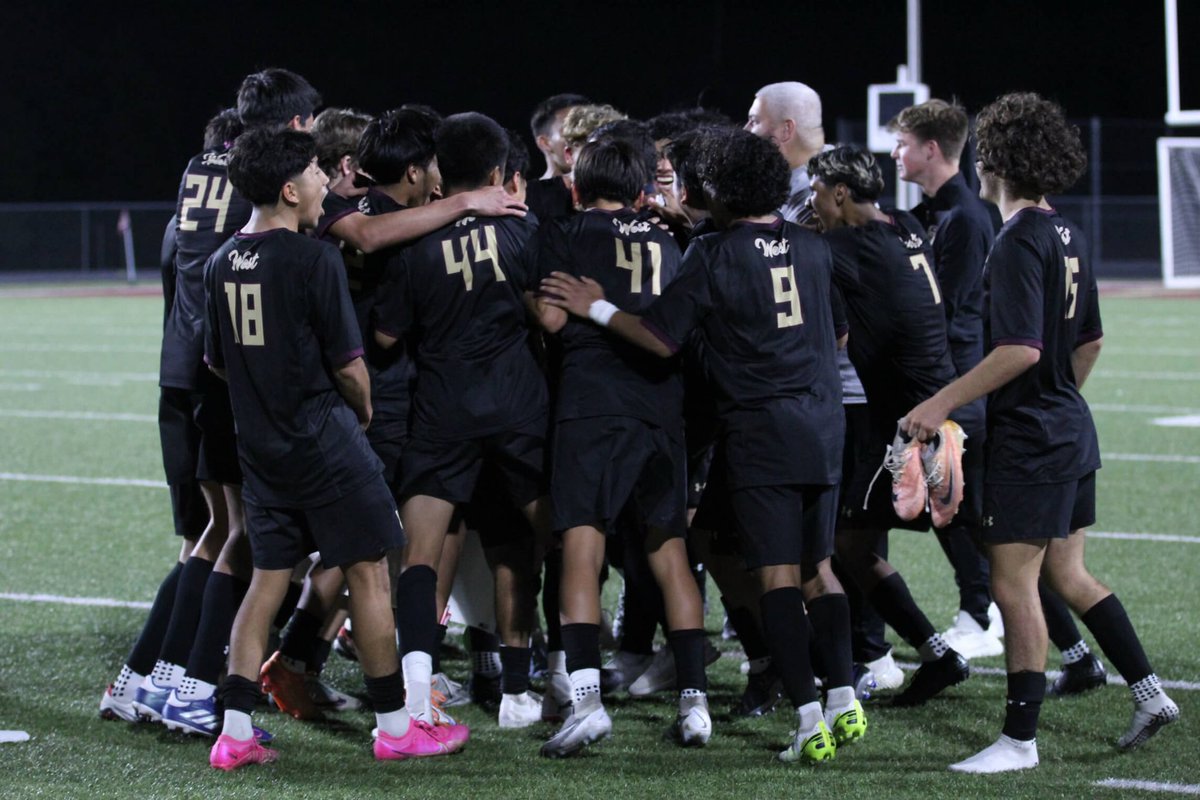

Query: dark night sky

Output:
[0, 0, 1174, 202]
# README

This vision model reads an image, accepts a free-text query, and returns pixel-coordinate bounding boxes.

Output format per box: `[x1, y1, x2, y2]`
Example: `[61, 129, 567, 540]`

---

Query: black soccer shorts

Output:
[980, 472, 1096, 544]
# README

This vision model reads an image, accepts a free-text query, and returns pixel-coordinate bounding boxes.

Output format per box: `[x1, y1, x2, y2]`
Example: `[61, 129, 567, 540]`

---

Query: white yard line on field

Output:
[1090, 403, 1200, 415]
[1093, 370, 1200, 381]
[0, 409, 155, 422]
[0, 368, 157, 383]
[0, 592, 151, 610]
[0, 472, 166, 488]
[1093, 779, 1200, 796]
[1105, 453, 1200, 464]
[1090, 531, 1200, 544]
[0, 342, 158, 354]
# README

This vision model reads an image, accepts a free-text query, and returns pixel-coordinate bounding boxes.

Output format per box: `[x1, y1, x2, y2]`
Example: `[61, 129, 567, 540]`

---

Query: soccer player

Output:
[530, 138, 710, 756]
[525, 93, 589, 222]
[807, 145, 973, 707]
[541, 128, 853, 765]
[890, 99, 1001, 659]
[312, 107, 373, 196]
[203, 126, 463, 770]
[101, 68, 319, 724]
[902, 91, 1179, 772]
[372, 112, 549, 733]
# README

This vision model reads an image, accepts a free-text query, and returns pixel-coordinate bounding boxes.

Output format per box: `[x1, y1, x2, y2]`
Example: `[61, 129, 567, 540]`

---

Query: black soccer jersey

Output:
[825, 212, 959, 424]
[161, 146, 253, 390]
[317, 189, 415, 439]
[526, 176, 575, 224]
[911, 173, 995, 378]
[983, 207, 1102, 484]
[373, 214, 546, 441]
[641, 218, 844, 488]
[536, 208, 683, 429]
[204, 228, 381, 509]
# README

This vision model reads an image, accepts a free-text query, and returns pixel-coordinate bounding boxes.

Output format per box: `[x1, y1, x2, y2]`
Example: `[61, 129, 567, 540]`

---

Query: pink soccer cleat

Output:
[374, 720, 466, 761]
[210, 733, 279, 771]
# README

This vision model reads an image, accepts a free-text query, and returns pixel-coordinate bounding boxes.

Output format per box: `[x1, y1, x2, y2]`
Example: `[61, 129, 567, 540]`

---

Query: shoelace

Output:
[862, 443, 907, 510]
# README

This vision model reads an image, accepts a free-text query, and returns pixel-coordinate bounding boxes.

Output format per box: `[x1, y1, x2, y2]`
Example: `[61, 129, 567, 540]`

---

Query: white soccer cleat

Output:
[864, 650, 905, 691]
[99, 684, 138, 722]
[1117, 697, 1180, 750]
[948, 734, 1038, 773]
[942, 609, 1004, 660]
[628, 648, 675, 697]
[539, 707, 612, 758]
[666, 699, 712, 747]
[498, 691, 544, 729]
[600, 650, 653, 695]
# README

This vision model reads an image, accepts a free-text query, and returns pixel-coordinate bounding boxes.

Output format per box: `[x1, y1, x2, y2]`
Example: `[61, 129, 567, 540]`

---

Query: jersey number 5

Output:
[1063, 256, 1079, 319]
[771, 265, 803, 328]
[222, 282, 265, 346]
[443, 225, 505, 291]
[614, 239, 663, 295]
[179, 175, 235, 233]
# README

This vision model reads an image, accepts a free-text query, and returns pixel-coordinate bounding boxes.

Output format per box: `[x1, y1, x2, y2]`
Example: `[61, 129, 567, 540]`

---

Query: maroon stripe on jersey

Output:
[333, 347, 365, 367]
[1075, 328, 1103, 345]
[993, 337, 1043, 350]
[640, 318, 681, 355]
[314, 207, 357, 240]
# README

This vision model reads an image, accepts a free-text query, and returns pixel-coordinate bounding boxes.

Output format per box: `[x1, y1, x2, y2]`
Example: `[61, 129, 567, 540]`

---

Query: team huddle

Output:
[97, 68, 1179, 775]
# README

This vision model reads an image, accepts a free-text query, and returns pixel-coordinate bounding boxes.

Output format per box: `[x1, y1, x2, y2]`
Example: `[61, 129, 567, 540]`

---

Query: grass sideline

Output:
[0, 291, 1196, 799]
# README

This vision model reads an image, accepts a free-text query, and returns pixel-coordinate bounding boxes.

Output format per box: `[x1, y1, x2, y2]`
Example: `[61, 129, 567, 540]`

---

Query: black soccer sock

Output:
[561, 623, 602, 674]
[668, 629, 707, 693]
[1080, 593, 1153, 685]
[394, 565, 438, 656]
[807, 593, 854, 689]
[219, 673, 261, 716]
[278, 608, 323, 667]
[722, 601, 769, 662]
[469, 626, 502, 676]
[272, 581, 303, 632]
[759, 587, 818, 707]
[310, 638, 333, 675]
[832, 556, 890, 663]
[432, 623, 448, 674]
[1001, 671, 1045, 741]
[622, 533, 664, 654]
[541, 550, 563, 651]
[364, 670, 406, 714]
[936, 526, 992, 626]
[158, 557, 215, 667]
[185, 571, 249, 685]
[126, 562, 184, 674]
[867, 572, 937, 651]
[499, 645, 532, 695]
[1039, 579, 1085, 652]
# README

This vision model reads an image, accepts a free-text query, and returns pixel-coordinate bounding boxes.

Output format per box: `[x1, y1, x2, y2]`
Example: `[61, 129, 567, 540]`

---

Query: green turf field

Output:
[0, 288, 1196, 799]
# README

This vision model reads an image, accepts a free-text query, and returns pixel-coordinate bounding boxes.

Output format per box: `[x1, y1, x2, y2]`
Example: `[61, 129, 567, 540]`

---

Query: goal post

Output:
[1158, 138, 1200, 288]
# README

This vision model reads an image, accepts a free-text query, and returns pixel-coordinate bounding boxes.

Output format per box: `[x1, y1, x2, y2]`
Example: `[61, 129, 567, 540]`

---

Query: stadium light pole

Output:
[894, 0, 922, 210]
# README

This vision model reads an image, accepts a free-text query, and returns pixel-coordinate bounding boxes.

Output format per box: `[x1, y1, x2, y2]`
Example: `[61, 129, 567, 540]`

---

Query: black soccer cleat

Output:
[733, 668, 785, 717]
[1047, 653, 1107, 697]
[891, 651, 969, 707]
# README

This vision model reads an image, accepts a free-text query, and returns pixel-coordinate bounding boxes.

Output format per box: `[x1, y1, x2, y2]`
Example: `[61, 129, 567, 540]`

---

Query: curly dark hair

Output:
[698, 128, 789, 217]
[975, 92, 1086, 200]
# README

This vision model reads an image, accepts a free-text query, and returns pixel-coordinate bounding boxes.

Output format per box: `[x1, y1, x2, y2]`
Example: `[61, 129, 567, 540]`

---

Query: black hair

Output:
[697, 129, 789, 217]
[588, 118, 655, 187]
[504, 128, 531, 184]
[573, 139, 644, 206]
[530, 92, 590, 138]
[399, 103, 443, 123]
[435, 112, 508, 190]
[236, 68, 322, 130]
[203, 108, 244, 150]
[646, 107, 734, 143]
[227, 128, 317, 206]
[975, 91, 1086, 200]
[357, 108, 438, 186]
[665, 127, 721, 208]
[807, 146, 886, 203]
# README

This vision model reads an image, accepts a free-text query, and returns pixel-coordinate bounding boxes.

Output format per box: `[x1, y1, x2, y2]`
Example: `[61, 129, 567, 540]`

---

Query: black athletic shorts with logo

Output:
[245, 475, 404, 570]
[551, 416, 686, 538]
[981, 472, 1096, 543]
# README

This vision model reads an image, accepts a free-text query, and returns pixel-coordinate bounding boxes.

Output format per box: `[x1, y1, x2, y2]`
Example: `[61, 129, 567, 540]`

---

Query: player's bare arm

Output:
[1071, 337, 1103, 389]
[329, 185, 527, 254]
[333, 356, 373, 428]
[540, 271, 673, 358]
[902, 344, 1040, 441]
[524, 290, 567, 334]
